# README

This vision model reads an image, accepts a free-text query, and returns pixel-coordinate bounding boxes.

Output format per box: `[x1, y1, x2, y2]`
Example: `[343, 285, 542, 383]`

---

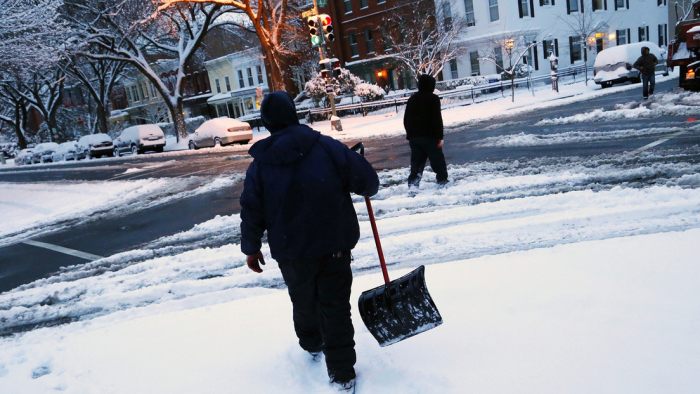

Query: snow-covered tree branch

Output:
[558, 10, 615, 85]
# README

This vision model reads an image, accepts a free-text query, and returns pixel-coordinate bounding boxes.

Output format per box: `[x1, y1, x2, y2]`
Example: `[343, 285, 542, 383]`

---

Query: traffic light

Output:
[307, 16, 323, 46]
[331, 59, 341, 78]
[318, 14, 334, 42]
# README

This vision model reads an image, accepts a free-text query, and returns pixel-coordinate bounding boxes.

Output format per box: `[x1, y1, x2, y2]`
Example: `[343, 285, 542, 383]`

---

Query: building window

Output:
[442, 2, 452, 29]
[215, 78, 221, 93]
[615, 0, 624, 8]
[349, 33, 359, 57]
[470, 51, 480, 75]
[126, 87, 132, 103]
[238, 70, 245, 88]
[381, 24, 392, 51]
[592, 0, 602, 10]
[131, 86, 140, 102]
[257, 66, 264, 84]
[639, 27, 646, 42]
[225, 76, 231, 91]
[659, 24, 667, 46]
[141, 83, 148, 99]
[616, 29, 627, 45]
[247, 68, 254, 86]
[541, 0, 551, 4]
[140, 84, 147, 100]
[568, 0, 579, 12]
[365, 29, 375, 54]
[151, 82, 157, 97]
[449, 59, 459, 79]
[489, 0, 499, 21]
[360, 0, 367, 8]
[570, 36, 582, 63]
[464, 0, 475, 26]
[520, 0, 529, 16]
[344, 0, 352, 13]
[494, 46, 504, 71]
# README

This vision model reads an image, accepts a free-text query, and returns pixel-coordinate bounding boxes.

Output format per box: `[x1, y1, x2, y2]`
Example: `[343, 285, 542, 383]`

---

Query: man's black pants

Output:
[278, 251, 356, 382]
[408, 136, 448, 186]
[642, 72, 655, 98]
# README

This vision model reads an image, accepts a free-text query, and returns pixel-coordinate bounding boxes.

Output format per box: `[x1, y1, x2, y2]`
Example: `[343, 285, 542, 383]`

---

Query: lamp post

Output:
[506, 39, 515, 102]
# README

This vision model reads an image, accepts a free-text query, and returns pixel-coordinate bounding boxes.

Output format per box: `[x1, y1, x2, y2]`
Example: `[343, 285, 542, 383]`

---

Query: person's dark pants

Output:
[408, 137, 448, 187]
[642, 72, 655, 98]
[278, 251, 356, 382]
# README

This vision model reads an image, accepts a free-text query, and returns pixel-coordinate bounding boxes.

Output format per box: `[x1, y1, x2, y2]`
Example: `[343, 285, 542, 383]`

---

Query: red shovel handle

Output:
[365, 196, 391, 284]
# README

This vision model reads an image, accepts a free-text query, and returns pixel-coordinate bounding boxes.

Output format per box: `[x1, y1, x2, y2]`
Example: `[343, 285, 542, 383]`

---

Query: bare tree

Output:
[382, 0, 468, 80]
[63, 55, 127, 135]
[159, 0, 309, 92]
[558, 9, 615, 85]
[66, 0, 232, 141]
[0, 81, 30, 149]
[480, 32, 540, 102]
[0, 0, 69, 69]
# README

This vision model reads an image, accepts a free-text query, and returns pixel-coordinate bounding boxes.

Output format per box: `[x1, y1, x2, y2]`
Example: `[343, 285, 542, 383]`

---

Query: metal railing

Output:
[246, 64, 591, 128]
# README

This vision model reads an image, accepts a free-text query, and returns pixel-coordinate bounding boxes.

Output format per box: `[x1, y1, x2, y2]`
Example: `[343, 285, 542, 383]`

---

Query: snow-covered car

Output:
[77, 133, 114, 159]
[52, 141, 80, 162]
[593, 42, 669, 88]
[0, 142, 18, 159]
[31, 142, 60, 164]
[14, 149, 34, 166]
[188, 118, 252, 150]
[114, 125, 166, 156]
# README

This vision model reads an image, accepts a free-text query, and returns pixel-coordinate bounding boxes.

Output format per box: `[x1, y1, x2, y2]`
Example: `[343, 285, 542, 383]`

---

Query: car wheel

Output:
[116, 148, 122, 157]
[155, 146, 163, 153]
[663, 72, 669, 77]
[131, 145, 138, 155]
[189, 141, 197, 150]
[239, 140, 250, 145]
[214, 138, 222, 147]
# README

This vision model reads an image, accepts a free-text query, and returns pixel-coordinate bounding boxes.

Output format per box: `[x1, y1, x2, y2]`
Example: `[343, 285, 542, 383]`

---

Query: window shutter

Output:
[554, 39, 559, 56]
[543, 41, 548, 58]
[519, 0, 524, 18]
[552, 0, 555, 4]
[627, 28, 631, 42]
[567, 0, 570, 14]
[540, 0, 544, 5]
[646, 26, 650, 41]
[569, 37, 574, 64]
[580, 0, 584, 11]
[626, 0, 629, 8]
[614, 0, 617, 10]
[530, 0, 535, 16]
[534, 46, 539, 70]
[604, 0, 607, 9]
[616, 30, 620, 45]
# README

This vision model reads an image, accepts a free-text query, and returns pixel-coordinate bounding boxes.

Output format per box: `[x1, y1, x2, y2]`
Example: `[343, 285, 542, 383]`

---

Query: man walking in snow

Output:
[240, 91, 379, 392]
[403, 74, 449, 188]
[633, 46, 658, 100]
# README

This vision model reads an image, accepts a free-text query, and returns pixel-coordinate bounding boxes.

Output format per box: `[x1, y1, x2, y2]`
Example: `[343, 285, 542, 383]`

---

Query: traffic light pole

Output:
[310, 0, 341, 130]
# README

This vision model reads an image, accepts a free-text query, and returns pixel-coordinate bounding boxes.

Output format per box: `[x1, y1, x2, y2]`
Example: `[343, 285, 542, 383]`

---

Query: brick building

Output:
[317, 0, 433, 91]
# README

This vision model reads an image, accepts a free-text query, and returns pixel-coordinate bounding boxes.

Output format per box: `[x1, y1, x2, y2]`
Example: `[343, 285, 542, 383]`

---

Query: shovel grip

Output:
[365, 196, 391, 284]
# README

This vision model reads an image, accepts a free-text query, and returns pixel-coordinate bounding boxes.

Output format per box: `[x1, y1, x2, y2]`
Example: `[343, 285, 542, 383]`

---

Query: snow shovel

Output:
[351, 143, 443, 347]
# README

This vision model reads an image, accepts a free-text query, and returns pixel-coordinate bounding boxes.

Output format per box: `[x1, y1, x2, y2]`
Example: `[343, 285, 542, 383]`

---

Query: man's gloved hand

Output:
[247, 252, 266, 273]
[437, 140, 444, 148]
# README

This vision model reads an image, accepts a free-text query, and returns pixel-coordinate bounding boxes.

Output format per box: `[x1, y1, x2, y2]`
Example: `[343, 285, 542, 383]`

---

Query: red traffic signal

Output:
[318, 14, 334, 42]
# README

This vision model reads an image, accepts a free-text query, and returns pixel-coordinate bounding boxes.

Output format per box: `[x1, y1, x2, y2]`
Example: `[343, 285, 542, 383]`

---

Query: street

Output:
[1, 78, 697, 294]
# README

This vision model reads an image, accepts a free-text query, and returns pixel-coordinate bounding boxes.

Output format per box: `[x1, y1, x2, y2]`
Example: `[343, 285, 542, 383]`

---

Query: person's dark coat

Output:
[633, 52, 658, 75]
[403, 74, 444, 140]
[240, 92, 379, 260]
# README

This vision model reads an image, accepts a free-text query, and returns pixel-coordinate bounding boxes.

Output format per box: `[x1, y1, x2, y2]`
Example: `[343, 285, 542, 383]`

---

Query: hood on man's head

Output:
[641, 46, 649, 55]
[261, 91, 300, 133]
[418, 74, 436, 93]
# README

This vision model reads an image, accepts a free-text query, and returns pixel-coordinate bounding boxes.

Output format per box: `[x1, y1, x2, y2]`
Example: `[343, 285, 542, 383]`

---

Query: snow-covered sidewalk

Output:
[0, 229, 698, 393]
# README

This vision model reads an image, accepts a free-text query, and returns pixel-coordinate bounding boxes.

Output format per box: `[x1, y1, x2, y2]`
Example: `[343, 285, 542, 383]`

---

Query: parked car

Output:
[77, 133, 114, 159]
[31, 142, 60, 164]
[188, 118, 253, 150]
[114, 124, 166, 156]
[594, 41, 669, 88]
[14, 149, 34, 166]
[52, 141, 80, 162]
[0, 142, 18, 159]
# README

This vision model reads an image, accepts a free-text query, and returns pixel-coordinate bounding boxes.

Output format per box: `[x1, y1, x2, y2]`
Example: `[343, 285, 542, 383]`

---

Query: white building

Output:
[442, 0, 670, 80]
[205, 49, 270, 119]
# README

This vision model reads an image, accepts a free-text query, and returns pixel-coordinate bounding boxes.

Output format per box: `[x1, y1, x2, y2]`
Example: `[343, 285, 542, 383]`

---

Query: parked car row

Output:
[12, 118, 253, 166]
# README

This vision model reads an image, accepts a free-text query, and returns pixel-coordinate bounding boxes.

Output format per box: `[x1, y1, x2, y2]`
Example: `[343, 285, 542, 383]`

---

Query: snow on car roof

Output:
[125, 124, 164, 136]
[594, 42, 662, 67]
[35, 142, 59, 150]
[197, 118, 249, 132]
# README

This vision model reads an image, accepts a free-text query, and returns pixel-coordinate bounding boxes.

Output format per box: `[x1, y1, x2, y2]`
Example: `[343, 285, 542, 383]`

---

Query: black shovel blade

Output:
[358, 265, 442, 347]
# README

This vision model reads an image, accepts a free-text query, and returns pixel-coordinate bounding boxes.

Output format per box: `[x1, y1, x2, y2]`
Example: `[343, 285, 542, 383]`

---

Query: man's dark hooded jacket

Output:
[403, 74, 444, 140]
[240, 92, 379, 260]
